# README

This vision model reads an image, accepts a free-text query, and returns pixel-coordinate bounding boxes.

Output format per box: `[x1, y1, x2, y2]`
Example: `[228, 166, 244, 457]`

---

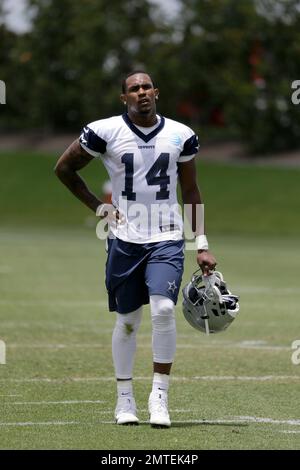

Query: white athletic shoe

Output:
[148, 391, 171, 428]
[115, 395, 139, 425]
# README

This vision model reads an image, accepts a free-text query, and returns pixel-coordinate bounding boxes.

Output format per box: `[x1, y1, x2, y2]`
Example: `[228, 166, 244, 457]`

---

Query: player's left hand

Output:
[197, 250, 217, 275]
[96, 203, 126, 226]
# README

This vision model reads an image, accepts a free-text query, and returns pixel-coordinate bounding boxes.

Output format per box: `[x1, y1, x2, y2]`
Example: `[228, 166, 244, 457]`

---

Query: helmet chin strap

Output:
[203, 304, 210, 336]
[203, 272, 221, 335]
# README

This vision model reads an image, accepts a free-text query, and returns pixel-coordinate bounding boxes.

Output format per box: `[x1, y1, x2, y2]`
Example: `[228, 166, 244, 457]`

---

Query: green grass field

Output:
[0, 151, 300, 449]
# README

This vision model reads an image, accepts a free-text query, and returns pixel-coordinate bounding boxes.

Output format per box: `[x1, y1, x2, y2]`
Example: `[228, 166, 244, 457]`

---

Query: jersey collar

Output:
[122, 113, 165, 143]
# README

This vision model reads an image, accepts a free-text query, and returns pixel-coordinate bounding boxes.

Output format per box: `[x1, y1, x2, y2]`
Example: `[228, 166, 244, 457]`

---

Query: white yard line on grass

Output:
[0, 416, 299, 427]
[236, 416, 300, 426]
[234, 345, 290, 351]
[191, 375, 300, 381]
[0, 395, 23, 397]
[93, 409, 195, 414]
[4, 301, 117, 307]
[1, 375, 299, 384]
[5, 400, 106, 405]
[0, 421, 79, 427]
[1, 323, 113, 330]
[91, 416, 300, 426]
[280, 430, 300, 434]
[6, 342, 291, 351]
[8, 344, 108, 349]
[236, 287, 300, 294]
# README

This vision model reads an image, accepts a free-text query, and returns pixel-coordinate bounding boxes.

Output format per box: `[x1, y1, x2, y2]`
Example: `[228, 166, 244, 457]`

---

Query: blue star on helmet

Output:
[167, 280, 177, 293]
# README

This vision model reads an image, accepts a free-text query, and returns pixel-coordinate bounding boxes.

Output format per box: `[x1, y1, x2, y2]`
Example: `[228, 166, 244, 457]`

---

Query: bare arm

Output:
[178, 158, 203, 234]
[178, 159, 217, 273]
[54, 139, 103, 213]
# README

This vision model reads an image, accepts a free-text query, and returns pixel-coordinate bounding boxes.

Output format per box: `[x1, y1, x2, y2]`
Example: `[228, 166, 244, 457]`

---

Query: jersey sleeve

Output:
[79, 123, 107, 158]
[178, 132, 199, 162]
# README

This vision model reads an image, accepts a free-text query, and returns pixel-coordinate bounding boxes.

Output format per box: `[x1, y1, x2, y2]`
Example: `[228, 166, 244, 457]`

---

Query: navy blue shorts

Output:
[105, 237, 185, 314]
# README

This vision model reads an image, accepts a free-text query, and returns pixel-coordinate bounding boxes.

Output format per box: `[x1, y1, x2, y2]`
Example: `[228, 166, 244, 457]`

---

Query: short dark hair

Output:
[121, 70, 155, 93]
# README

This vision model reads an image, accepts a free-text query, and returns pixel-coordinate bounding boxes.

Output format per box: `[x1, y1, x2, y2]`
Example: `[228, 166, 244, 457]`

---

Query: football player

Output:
[54, 71, 217, 428]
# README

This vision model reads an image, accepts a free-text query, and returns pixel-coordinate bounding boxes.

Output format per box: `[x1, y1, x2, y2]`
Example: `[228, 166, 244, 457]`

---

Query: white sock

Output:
[152, 372, 169, 394]
[117, 379, 133, 399]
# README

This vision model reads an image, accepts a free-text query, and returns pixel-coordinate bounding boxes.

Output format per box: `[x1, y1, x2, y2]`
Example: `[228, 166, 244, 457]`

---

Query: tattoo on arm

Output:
[54, 139, 103, 213]
[56, 139, 93, 170]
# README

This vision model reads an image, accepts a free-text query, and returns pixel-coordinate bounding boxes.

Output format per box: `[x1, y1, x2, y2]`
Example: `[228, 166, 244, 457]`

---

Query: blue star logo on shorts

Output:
[167, 280, 177, 293]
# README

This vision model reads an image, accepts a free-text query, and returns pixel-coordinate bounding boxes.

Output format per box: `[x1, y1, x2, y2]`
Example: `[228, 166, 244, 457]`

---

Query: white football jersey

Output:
[79, 113, 199, 243]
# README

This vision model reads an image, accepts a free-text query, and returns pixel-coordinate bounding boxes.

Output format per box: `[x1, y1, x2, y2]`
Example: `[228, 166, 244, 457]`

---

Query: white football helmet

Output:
[182, 270, 239, 335]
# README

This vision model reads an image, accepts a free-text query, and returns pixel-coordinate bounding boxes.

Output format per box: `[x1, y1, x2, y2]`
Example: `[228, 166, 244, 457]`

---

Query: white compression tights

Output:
[150, 295, 176, 364]
[112, 307, 143, 380]
[112, 295, 176, 379]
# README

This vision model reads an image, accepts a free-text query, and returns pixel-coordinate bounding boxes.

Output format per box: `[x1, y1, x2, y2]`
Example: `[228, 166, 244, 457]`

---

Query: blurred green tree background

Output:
[1, 0, 300, 154]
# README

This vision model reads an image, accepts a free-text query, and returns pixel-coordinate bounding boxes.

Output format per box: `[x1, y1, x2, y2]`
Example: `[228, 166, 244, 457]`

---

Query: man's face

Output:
[121, 73, 159, 116]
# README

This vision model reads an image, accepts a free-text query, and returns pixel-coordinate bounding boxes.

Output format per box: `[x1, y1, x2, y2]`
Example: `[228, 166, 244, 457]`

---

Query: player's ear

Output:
[120, 94, 127, 105]
[154, 88, 159, 100]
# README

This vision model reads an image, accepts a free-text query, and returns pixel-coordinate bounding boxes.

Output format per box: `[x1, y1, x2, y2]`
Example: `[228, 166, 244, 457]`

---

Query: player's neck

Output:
[127, 110, 158, 127]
